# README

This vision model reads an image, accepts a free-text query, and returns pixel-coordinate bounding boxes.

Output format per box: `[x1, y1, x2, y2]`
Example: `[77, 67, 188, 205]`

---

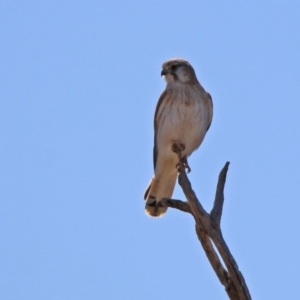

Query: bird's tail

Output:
[144, 172, 177, 217]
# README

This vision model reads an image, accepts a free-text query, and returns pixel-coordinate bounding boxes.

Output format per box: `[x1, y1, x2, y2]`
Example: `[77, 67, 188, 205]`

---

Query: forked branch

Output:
[161, 161, 251, 300]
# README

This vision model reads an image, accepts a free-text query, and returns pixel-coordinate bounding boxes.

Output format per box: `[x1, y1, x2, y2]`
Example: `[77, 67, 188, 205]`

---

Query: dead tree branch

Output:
[161, 161, 251, 300]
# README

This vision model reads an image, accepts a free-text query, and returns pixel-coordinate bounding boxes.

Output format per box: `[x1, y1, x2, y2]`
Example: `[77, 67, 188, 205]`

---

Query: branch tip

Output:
[210, 162, 230, 225]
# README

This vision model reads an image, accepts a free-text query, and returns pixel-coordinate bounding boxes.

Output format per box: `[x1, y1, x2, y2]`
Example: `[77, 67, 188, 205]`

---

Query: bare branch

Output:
[167, 155, 251, 300]
[211, 161, 230, 225]
[195, 225, 240, 300]
[160, 198, 191, 214]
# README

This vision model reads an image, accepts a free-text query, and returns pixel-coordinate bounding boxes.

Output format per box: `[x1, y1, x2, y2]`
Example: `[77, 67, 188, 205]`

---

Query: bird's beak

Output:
[161, 69, 167, 76]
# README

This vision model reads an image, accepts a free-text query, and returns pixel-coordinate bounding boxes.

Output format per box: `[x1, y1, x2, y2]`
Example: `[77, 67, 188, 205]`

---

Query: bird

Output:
[144, 58, 213, 217]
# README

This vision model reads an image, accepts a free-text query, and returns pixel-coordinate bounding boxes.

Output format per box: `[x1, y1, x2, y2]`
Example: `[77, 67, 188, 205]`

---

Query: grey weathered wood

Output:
[162, 160, 251, 300]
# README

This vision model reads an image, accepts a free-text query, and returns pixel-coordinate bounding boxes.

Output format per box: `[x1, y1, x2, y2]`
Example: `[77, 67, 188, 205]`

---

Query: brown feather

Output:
[144, 58, 213, 217]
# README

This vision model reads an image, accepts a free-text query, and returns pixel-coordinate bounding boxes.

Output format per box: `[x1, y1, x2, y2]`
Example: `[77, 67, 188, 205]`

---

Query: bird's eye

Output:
[171, 65, 177, 71]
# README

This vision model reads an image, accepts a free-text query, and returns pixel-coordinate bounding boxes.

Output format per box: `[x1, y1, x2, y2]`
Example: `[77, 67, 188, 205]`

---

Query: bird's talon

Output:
[183, 161, 191, 173]
[186, 165, 191, 173]
[176, 161, 191, 173]
[181, 157, 191, 173]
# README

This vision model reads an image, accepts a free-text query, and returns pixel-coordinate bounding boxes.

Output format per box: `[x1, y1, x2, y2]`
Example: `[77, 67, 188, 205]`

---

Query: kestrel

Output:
[144, 59, 213, 217]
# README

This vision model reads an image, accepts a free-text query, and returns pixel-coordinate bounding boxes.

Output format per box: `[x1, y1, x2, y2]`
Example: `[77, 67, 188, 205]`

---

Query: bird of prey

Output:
[144, 59, 213, 217]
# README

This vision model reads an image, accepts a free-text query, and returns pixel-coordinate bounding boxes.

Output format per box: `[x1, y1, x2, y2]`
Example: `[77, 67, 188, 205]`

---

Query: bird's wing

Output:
[206, 92, 213, 131]
[153, 89, 169, 170]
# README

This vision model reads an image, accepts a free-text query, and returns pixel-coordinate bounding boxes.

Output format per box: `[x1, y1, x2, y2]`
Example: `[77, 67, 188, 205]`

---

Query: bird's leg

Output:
[172, 143, 191, 173]
[171, 143, 185, 154]
[172, 143, 184, 171]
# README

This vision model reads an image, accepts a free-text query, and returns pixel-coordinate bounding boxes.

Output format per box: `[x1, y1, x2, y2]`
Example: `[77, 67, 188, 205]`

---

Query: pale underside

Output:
[145, 81, 212, 217]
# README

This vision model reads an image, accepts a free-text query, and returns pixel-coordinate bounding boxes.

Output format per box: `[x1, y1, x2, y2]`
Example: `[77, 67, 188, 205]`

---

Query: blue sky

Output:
[1, 1, 300, 299]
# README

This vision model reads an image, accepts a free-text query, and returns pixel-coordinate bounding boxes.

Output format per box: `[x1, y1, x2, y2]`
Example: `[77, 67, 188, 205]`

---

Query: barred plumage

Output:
[144, 59, 213, 217]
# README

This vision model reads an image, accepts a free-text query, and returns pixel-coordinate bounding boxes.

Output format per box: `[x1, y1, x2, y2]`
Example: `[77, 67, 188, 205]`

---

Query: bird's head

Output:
[161, 59, 198, 85]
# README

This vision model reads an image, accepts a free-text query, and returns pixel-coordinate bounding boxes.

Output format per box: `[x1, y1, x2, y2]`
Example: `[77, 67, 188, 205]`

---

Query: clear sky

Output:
[1, 1, 300, 299]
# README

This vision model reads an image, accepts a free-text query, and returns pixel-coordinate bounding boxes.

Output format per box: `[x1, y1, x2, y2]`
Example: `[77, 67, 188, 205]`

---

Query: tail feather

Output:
[144, 171, 177, 217]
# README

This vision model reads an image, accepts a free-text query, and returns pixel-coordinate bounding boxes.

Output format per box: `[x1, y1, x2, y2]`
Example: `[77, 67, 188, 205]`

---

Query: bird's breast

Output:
[156, 86, 209, 156]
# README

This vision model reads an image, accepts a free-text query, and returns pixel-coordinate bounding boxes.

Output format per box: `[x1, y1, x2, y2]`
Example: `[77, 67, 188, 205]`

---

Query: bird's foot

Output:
[172, 143, 191, 173]
[176, 156, 191, 173]
[182, 157, 191, 173]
